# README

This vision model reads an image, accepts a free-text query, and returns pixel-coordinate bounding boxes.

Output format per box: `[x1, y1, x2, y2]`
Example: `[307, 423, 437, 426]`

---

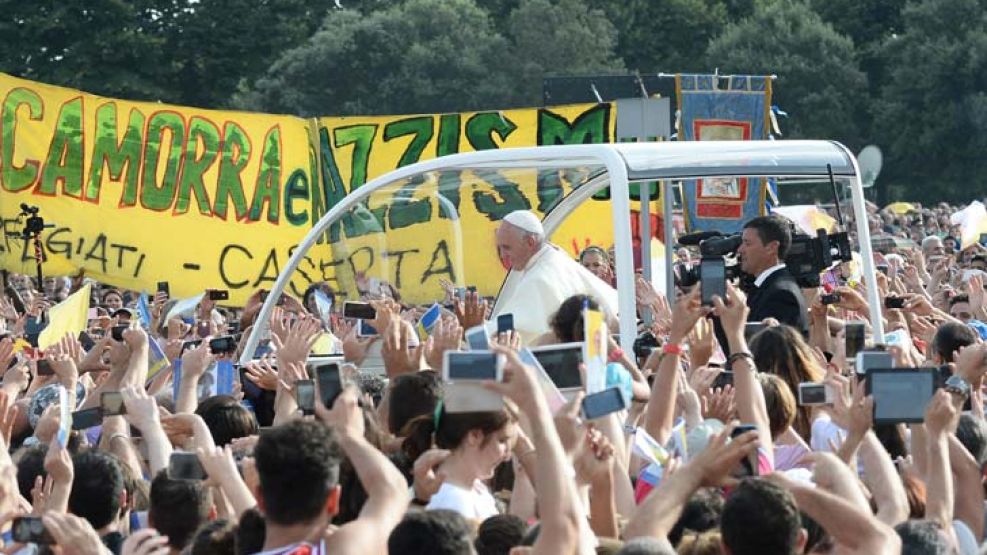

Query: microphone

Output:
[677, 230, 723, 246]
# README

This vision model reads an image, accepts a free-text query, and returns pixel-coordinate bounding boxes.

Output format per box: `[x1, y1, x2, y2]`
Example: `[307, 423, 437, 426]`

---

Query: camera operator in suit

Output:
[736, 215, 809, 335]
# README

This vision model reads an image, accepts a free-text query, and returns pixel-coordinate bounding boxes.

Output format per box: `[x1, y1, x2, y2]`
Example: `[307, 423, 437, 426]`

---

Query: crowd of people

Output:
[0, 199, 985, 555]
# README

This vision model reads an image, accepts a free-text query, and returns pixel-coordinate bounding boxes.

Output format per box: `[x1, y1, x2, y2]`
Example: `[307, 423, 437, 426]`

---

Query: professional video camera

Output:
[675, 225, 853, 289]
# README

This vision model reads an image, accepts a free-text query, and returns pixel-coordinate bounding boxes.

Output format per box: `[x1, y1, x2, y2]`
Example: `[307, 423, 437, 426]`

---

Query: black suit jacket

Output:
[746, 267, 809, 336]
[714, 267, 809, 356]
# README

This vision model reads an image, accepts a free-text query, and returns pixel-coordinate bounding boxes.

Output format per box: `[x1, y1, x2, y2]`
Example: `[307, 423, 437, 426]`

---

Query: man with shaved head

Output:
[492, 210, 617, 344]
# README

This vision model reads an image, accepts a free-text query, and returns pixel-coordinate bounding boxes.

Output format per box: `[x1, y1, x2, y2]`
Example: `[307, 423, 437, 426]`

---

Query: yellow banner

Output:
[0, 72, 621, 305]
[308, 106, 619, 303]
[0, 73, 316, 304]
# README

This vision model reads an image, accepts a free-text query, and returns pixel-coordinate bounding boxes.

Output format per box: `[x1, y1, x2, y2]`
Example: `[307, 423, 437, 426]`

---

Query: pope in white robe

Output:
[492, 210, 619, 345]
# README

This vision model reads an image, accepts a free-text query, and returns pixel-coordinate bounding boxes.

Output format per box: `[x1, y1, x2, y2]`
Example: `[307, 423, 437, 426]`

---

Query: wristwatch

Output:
[945, 375, 971, 400]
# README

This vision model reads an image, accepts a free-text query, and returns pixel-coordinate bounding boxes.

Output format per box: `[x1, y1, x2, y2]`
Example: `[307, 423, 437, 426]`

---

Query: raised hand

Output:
[0, 390, 19, 446]
[454, 291, 487, 331]
[122, 323, 149, 353]
[315, 387, 364, 440]
[573, 427, 614, 486]
[121, 385, 162, 433]
[835, 286, 870, 315]
[180, 339, 215, 383]
[967, 274, 985, 316]
[553, 393, 586, 457]
[710, 283, 748, 340]
[42, 512, 106, 555]
[332, 320, 368, 365]
[272, 314, 322, 369]
[0, 337, 14, 376]
[43, 441, 73, 488]
[904, 293, 934, 317]
[924, 389, 958, 437]
[412, 448, 451, 503]
[196, 445, 240, 485]
[688, 424, 760, 488]
[668, 288, 710, 344]
[704, 385, 736, 423]
[45, 350, 79, 388]
[120, 529, 170, 555]
[243, 358, 279, 391]
[425, 317, 463, 370]
[380, 320, 425, 377]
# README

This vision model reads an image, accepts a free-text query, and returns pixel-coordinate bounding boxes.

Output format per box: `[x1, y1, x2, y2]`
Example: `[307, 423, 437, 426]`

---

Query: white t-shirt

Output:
[426, 481, 499, 522]
[810, 413, 847, 454]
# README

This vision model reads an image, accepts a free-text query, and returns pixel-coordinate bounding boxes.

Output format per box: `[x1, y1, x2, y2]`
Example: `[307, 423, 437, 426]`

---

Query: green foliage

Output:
[0, 0, 169, 100]
[3, 0, 987, 203]
[874, 0, 987, 202]
[707, 0, 867, 146]
[504, 0, 624, 103]
[598, 0, 729, 73]
[237, 0, 623, 115]
[236, 0, 514, 116]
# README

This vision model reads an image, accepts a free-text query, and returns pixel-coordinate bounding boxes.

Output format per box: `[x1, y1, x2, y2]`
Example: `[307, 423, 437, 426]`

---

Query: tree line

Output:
[2, 0, 985, 204]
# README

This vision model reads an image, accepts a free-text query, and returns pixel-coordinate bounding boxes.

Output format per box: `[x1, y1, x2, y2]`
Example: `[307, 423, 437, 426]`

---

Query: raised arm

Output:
[643, 289, 707, 444]
[923, 390, 959, 547]
[319, 389, 408, 555]
[624, 424, 759, 541]
[778, 474, 900, 554]
[714, 284, 773, 465]
[487, 346, 581, 555]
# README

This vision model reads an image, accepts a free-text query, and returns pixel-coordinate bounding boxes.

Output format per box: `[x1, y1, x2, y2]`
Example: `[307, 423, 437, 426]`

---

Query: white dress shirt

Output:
[753, 263, 787, 288]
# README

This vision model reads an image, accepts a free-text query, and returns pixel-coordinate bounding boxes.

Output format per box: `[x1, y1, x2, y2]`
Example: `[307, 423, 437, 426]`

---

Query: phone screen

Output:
[100, 392, 126, 416]
[446, 352, 499, 381]
[743, 323, 767, 343]
[855, 351, 894, 375]
[295, 380, 316, 415]
[169, 452, 208, 480]
[208, 290, 229, 301]
[884, 297, 906, 309]
[111, 325, 128, 342]
[209, 335, 237, 354]
[700, 258, 726, 306]
[730, 425, 759, 477]
[343, 302, 376, 320]
[867, 369, 936, 423]
[531, 346, 583, 389]
[465, 326, 490, 351]
[845, 322, 866, 359]
[157, 282, 170, 296]
[315, 363, 342, 408]
[712, 370, 734, 390]
[71, 407, 102, 430]
[581, 387, 628, 420]
[357, 320, 378, 337]
[78, 331, 96, 351]
[496, 313, 514, 334]
[798, 383, 829, 405]
[36, 360, 55, 376]
[12, 517, 54, 545]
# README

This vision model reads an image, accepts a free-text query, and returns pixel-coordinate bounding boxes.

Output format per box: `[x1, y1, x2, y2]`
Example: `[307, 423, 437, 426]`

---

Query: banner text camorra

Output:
[0, 72, 618, 304]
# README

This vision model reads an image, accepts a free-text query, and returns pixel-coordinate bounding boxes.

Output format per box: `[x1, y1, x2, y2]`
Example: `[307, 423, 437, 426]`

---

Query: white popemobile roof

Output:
[242, 140, 880, 362]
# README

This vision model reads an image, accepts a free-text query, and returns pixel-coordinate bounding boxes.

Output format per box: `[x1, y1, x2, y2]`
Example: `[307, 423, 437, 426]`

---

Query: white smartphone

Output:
[797, 382, 833, 406]
[442, 351, 505, 413]
[530, 343, 583, 399]
[581, 387, 629, 420]
[465, 325, 490, 351]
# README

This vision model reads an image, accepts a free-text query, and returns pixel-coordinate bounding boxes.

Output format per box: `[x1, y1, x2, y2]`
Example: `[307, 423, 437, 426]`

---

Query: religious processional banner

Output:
[675, 74, 771, 234]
